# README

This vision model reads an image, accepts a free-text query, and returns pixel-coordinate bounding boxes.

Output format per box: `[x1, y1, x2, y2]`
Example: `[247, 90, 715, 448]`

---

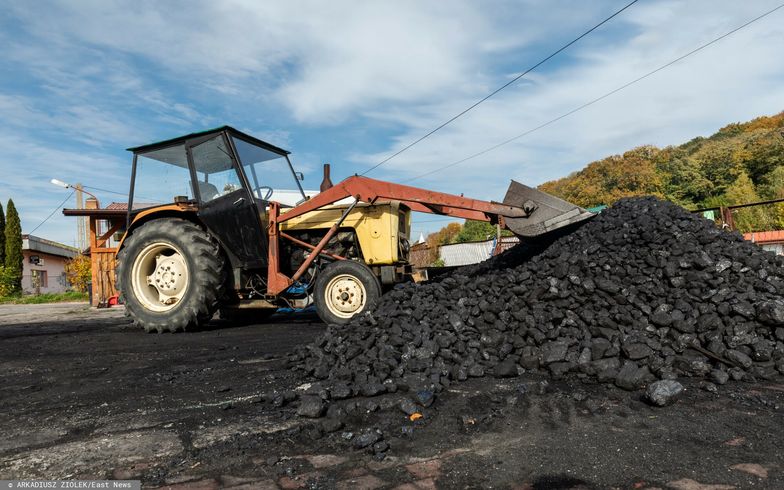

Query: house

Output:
[439, 236, 520, 267]
[21, 235, 79, 294]
[744, 230, 784, 256]
[410, 236, 521, 269]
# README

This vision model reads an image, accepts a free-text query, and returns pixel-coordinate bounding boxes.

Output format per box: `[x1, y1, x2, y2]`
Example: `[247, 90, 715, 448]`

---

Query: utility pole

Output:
[74, 183, 87, 250]
[494, 222, 502, 256]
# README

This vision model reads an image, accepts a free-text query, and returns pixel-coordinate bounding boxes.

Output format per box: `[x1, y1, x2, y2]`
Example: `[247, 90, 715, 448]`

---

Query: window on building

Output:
[32, 270, 48, 288]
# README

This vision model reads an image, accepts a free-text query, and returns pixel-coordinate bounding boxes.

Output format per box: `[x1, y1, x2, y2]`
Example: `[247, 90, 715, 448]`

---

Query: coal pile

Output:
[291, 197, 784, 402]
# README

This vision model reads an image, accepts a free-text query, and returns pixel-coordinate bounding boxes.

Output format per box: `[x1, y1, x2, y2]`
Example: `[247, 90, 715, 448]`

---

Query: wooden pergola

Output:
[63, 200, 124, 307]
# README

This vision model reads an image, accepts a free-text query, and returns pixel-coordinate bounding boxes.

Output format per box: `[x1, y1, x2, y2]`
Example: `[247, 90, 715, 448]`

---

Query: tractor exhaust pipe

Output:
[320, 163, 334, 192]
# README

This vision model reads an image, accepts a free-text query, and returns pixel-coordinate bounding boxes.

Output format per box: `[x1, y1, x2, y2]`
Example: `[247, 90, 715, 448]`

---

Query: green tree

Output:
[4, 199, 23, 294]
[457, 220, 495, 243]
[654, 149, 712, 206]
[759, 166, 784, 229]
[740, 130, 784, 184]
[724, 172, 771, 232]
[0, 201, 5, 265]
[693, 140, 743, 197]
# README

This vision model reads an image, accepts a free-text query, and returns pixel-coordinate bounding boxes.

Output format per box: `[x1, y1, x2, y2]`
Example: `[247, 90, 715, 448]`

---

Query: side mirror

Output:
[295, 172, 305, 181]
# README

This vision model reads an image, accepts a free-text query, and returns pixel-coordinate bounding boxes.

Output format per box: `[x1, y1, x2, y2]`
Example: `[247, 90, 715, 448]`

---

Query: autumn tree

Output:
[65, 255, 92, 292]
[539, 110, 784, 229]
[425, 222, 461, 265]
[540, 146, 663, 207]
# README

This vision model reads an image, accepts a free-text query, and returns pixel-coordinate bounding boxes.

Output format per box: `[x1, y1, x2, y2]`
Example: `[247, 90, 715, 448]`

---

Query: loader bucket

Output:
[502, 180, 595, 238]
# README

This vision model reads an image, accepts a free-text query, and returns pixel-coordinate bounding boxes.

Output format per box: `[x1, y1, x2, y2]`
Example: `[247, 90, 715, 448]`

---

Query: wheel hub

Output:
[152, 256, 185, 294]
[326, 275, 366, 317]
[131, 242, 190, 312]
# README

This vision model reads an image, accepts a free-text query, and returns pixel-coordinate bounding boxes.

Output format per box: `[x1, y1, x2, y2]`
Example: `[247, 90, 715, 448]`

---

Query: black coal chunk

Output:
[353, 429, 383, 449]
[399, 398, 419, 416]
[646, 380, 684, 407]
[615, 362, 652, 391]
[296, 396, 326, 418]
[493, 358, 519, 378]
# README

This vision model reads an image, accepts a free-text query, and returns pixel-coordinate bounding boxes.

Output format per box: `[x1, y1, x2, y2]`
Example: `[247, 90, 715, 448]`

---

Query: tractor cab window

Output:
[134, 144, 193, 208]
[232, 136, 305, 204]
[191, 136, 243, 202]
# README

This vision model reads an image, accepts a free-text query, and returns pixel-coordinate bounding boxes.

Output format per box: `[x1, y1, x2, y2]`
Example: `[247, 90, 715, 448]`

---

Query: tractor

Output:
[66, 126, 592, 332]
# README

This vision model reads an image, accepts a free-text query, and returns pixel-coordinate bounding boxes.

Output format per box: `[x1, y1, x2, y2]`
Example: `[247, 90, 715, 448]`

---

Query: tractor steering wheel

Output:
[255, 186, 274, 201]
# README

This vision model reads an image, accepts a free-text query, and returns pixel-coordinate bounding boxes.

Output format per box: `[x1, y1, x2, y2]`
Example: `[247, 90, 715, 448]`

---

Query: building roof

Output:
[104, 202, 160, 210]
[744, 230, 784, 244]
[439, 236, 520, 267]
[22, 235, 79, 259]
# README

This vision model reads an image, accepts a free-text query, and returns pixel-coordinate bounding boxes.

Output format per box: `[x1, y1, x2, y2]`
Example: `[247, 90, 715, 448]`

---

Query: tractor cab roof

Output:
[126, 125, 291, 156]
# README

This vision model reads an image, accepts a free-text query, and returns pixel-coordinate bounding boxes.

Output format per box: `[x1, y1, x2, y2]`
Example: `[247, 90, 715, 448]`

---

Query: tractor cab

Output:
[127, 126, 306, 269]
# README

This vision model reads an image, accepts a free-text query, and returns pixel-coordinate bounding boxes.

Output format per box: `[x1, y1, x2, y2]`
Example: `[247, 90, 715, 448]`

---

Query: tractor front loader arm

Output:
[277, 175, 531, 224]
[267, 175, 593, 296]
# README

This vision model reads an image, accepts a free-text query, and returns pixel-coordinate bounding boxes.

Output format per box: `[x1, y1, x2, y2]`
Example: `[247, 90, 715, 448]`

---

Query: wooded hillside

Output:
[539, 111, 784, 232]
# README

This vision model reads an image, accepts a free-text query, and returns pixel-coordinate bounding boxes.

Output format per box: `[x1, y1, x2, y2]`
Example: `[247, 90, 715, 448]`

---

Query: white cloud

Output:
[3, 0, 600, 122]
[1, 0, 783, 244]
[355, 0, 784, 202]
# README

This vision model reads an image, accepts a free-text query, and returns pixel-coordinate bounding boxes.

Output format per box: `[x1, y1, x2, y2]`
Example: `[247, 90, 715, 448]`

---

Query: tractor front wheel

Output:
[314, 260, 381, 325]
[116, 218, 224, 332]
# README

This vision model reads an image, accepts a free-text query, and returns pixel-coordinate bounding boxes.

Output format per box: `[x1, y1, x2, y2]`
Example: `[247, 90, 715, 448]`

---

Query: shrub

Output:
[0, 265, 19, 297]
[65, 255, 92, 292]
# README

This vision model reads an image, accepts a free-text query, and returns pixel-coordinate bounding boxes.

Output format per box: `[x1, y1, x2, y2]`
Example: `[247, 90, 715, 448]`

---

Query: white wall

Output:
[21, 251, 71, 294]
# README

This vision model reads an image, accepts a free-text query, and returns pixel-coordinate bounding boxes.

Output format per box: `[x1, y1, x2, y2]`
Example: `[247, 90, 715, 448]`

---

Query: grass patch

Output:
[0, 291, 89, 305]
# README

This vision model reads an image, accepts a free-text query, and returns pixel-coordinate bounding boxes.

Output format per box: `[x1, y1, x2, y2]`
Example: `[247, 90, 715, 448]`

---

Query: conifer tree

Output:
[4, 199, 23, 293]
[0, 202, 5, 265]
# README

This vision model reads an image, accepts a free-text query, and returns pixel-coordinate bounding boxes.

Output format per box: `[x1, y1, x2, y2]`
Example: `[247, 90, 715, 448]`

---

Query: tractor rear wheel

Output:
[116, 218, 224, 333]
[314, 260, 381, 325]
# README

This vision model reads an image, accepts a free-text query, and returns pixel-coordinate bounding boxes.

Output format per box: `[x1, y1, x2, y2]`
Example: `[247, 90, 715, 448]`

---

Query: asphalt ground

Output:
[0, 303, 782, 489]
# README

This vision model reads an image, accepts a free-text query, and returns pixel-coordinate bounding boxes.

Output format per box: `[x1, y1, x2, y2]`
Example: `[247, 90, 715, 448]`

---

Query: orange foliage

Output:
[424, 222, 461, 265]
[540, 146, 663, 208]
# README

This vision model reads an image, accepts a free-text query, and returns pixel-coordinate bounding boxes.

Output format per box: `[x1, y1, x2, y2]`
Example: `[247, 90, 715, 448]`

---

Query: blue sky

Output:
[0, 0, 783, 246]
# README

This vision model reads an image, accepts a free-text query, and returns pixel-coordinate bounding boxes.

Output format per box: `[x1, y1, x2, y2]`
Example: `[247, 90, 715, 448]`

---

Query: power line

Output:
[413, 218, 464, 223]
[28, 190, 75, 235]
[81, 184, 129, 197]
[81, 183, 160, 204]
[404, 2, 784, 184]
[361, 0, 641, 176]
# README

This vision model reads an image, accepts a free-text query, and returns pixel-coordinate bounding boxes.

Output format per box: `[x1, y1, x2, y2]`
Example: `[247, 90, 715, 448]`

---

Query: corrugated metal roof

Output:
[439, 241, 494, 266]
[411, 236, 521, 268]
[439, 236, 520, 267]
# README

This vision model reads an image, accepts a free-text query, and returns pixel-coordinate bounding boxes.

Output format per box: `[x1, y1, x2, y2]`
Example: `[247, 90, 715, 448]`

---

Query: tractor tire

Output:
[314, 260, 381, 325]
[116, 218, 224, 333]
[219, 307, 277, 325]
